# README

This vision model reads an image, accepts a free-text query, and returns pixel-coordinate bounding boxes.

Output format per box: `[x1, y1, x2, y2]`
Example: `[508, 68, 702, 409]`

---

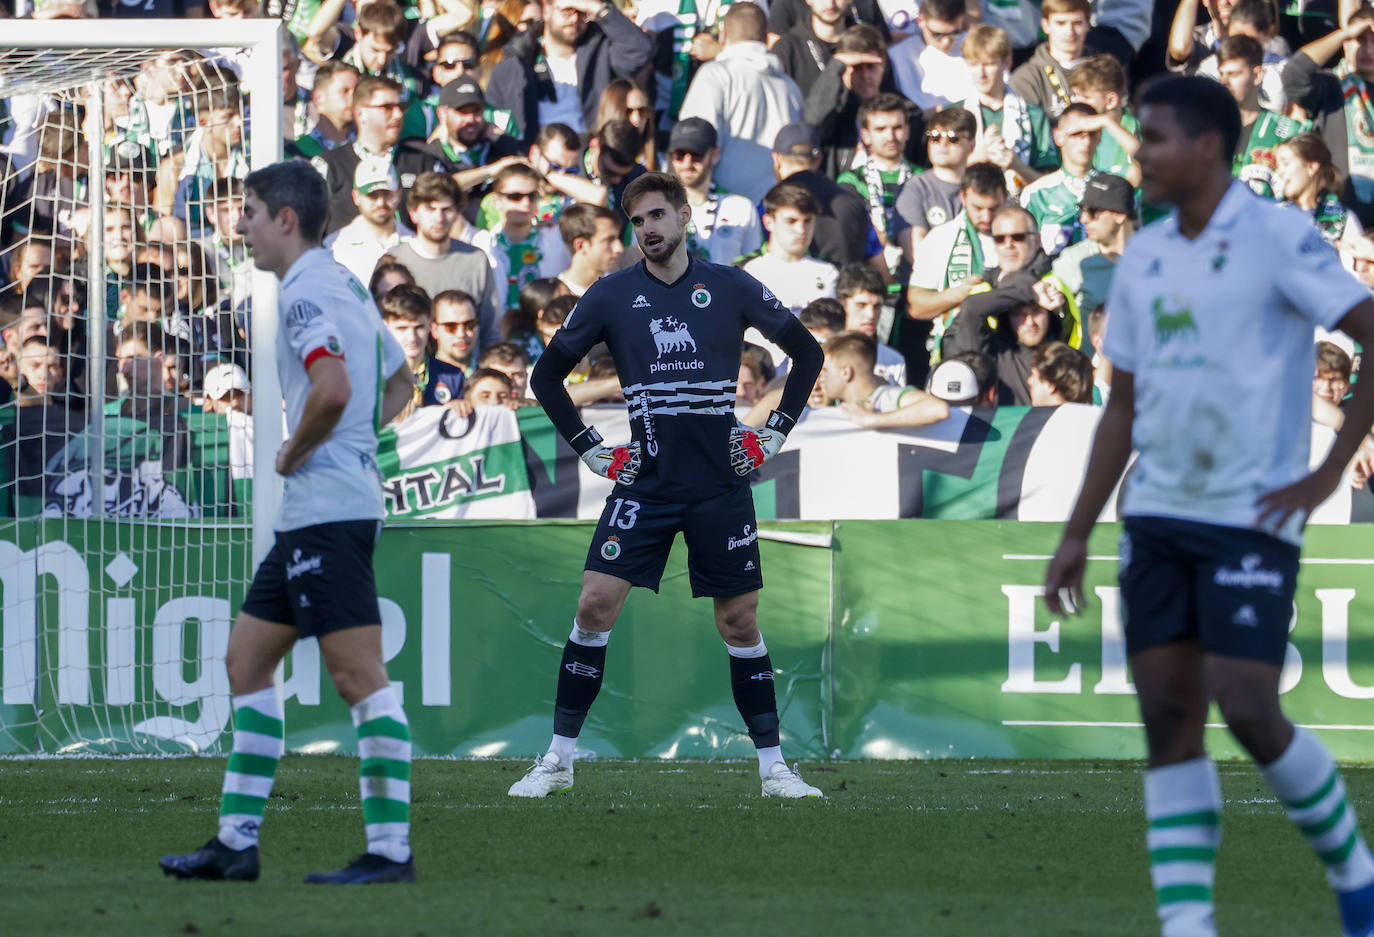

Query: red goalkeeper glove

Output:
[729, 410, 793, 475]
[573, 426, 641, 485]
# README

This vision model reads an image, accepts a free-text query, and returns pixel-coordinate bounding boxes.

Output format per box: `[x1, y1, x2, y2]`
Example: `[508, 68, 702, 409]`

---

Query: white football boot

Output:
[507, 752, 574, 797]
[761, 762, 824, 798]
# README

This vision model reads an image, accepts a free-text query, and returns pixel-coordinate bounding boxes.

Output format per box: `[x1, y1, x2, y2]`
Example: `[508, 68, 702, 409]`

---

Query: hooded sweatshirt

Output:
[678, 40, 805, 202]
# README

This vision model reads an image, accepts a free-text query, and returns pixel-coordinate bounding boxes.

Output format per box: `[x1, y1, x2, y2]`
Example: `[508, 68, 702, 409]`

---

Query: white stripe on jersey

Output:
[623, 378, 737, 416]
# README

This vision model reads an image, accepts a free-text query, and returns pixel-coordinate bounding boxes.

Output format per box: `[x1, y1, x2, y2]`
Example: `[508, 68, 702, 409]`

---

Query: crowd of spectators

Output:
[2, 0, 1373, 516]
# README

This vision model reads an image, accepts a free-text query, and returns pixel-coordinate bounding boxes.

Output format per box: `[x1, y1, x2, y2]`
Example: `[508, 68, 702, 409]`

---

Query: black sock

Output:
[553, 640, 606, 738]
[729, 652, 781, 747]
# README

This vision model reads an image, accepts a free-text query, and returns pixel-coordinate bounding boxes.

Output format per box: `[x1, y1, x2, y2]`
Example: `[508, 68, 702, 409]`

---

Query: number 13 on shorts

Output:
[607, 498, 640, 530]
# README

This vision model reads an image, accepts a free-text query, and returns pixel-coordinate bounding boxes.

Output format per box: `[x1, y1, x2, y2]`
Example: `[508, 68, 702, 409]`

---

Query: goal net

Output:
[0, 19, 283, 753]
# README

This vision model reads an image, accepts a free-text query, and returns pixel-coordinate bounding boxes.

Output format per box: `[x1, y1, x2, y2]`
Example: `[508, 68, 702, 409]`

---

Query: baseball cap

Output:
[1080, 174, 1136, 218]
[668, 117, 717, 155]
[439, 77, 485, 111]
[773, 121, 821, 157]
[203, 362, 248, 400]
[354, 156, 400, 194]
[927, 358, 981, 405]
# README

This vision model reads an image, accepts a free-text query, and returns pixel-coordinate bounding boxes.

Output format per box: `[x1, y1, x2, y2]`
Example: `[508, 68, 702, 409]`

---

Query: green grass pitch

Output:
[1, 756, 1366, 936]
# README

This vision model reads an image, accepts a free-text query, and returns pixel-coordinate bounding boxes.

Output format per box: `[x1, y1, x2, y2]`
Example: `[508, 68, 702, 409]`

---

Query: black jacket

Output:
[486, 7, 655, 148]
[803, 56, 920, 179]
[943, 269, 1079, 405]
[784, 169, 877, 267]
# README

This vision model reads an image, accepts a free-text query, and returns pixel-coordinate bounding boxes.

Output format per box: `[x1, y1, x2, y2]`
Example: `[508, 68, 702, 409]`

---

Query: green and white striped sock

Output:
[1144, 758, 1221, 937]
[352, 686, 412, 863]
[218, 687, 284, 850]
[1263, 728, 1374, 892]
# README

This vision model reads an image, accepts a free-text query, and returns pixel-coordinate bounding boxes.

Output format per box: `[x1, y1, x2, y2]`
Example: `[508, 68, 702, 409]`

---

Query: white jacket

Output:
[679, 41, 803, 203]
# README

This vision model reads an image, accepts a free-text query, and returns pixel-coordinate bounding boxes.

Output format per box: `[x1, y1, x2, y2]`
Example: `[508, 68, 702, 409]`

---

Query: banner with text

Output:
[6, 520, 1374, 761]
[518, 404, 1362, 524]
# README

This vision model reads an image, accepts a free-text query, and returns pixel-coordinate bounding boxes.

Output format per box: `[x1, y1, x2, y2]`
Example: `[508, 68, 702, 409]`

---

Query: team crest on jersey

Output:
[690, 284, 711, 308]
[601, 536, 622, 561]
[927, 206, 948, 226]
[650, 317, 697, 357]
[435, 384, 452, 403]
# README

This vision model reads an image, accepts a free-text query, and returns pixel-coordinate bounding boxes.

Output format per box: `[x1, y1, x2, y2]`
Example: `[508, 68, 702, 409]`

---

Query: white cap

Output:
[927, 359, 980, 405]
[204, 362, 248, 400]
[354, 156, 399, 194]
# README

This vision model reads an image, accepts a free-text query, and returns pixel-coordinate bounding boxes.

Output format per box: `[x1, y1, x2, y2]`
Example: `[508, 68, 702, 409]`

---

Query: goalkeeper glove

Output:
[729, 410, 793, 476]
[572, 426, 641, 486]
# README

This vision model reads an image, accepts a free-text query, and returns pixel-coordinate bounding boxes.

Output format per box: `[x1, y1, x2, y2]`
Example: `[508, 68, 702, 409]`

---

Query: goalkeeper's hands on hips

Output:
[730, 410, 794, 476]
[573, 426, 641, 486]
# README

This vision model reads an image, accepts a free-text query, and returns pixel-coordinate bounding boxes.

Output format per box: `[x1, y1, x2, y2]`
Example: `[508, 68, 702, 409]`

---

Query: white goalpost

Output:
[0, 19, 284, 753]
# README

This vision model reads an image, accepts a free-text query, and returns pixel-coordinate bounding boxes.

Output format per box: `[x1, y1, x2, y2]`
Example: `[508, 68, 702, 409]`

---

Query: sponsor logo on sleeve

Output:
[287, 300, 324, 328]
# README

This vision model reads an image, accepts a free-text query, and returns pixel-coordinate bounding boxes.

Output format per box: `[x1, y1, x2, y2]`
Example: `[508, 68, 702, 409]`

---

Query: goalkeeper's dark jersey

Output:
[549, 258, 795, 503]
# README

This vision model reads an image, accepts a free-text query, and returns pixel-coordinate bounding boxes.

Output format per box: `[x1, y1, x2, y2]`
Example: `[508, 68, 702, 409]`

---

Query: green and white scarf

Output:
[1313, 191, 1355, 244]
[929, 212, 986, 362]
[1337, 62, 1374, 203]
[668, 0, 732, 121]
[942, 211, 985, 290]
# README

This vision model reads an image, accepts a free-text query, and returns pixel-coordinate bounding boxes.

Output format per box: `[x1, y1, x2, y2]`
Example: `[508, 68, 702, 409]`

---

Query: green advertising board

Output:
[3, 519, 1374, 761]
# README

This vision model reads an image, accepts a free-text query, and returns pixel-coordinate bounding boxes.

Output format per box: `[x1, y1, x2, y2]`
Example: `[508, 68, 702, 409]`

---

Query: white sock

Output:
[1263, 728, 1374, 892]
[548, 734, 577, 765]
[726, 638, 768, 658]
[1144, 758, 1221, 937]
[757, 746, 783, 778]
[570, 619, 610, 647]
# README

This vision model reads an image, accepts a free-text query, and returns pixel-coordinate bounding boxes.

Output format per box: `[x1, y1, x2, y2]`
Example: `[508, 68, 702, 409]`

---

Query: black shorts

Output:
[241, 520, 383, 638]
[1118, 516, 1299, 665]
[584, 486, 763, 598]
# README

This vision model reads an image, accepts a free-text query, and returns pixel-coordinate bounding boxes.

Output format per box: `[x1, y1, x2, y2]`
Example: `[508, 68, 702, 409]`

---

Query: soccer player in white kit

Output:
[1045, 76, 1374, 937]
[159, 161, 419, 885]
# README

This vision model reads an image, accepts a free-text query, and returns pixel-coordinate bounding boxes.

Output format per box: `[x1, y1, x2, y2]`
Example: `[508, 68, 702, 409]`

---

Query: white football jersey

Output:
[1103, 182, 1367, 544]
[276, 248, 406, 531]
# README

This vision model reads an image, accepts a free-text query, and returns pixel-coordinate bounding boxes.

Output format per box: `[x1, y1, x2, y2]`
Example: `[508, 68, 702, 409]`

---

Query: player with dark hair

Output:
[158, 160, 419, 885]
[512, 171, 826, 799]
[1045, 75, 1374, 937]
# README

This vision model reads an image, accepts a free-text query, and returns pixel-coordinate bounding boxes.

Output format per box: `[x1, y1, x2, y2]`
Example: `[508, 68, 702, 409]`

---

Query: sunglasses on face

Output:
[437, 320, 479, 332]
[926, 130, 963, 143]
[993, 232, 1031, 244]
[436, 58, 478, 70]
[501, 190, 537, 202]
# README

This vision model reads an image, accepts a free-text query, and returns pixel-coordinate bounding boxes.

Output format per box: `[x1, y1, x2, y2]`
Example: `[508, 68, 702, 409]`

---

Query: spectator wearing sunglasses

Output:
[417, 32, 520, 140]
[887, 0, 973, 112]
[983, 204, 1048, 288]
[471, 163, 566, 311]
[895, 106, 976, 250]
